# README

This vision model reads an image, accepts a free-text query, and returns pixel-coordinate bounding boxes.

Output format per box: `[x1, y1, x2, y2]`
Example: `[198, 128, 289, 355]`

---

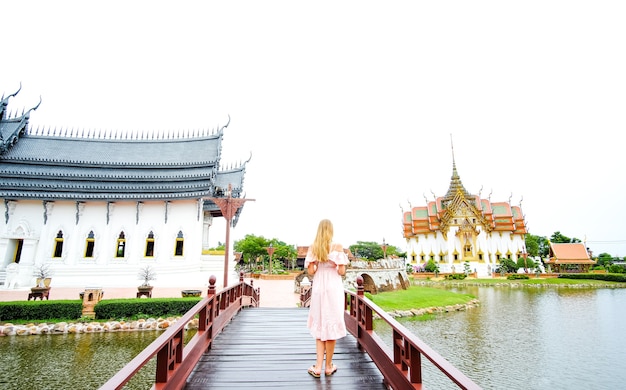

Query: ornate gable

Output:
[0, 85, 40, 154]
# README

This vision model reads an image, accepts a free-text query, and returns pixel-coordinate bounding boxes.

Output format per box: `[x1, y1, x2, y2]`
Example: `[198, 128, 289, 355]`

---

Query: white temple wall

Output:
[0, 198, 219, 288]
[406, 229, 527, 277]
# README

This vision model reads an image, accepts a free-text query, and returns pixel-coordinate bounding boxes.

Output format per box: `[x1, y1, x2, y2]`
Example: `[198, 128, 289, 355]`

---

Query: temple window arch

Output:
[145, 231, 155, 257]
[174, 231, 184, 256]
[84, 231, 95, 258]
[116, 232, 126, 258]
[464, 243, 472, 256]
[53, 230, 64, 258]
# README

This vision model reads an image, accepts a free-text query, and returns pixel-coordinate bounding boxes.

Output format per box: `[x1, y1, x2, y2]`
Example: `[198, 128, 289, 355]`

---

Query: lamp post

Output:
[209, 184, 254, 287]
[380, 238, 388, 259]
[266, 243, 276, 276]
[522, 251, 528, 273]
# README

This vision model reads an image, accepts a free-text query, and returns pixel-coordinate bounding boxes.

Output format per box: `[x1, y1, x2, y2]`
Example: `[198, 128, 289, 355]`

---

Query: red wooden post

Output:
[208, 184, 254, 287]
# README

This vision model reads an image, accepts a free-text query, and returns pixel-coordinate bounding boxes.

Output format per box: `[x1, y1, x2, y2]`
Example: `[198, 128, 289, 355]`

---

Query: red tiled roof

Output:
[547, 242, 595, 264]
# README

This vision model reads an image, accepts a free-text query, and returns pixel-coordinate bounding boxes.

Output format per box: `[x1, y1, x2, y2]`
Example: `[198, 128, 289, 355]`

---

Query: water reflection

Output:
[0, 330, 196, 389]
[375, 286, 626, 390]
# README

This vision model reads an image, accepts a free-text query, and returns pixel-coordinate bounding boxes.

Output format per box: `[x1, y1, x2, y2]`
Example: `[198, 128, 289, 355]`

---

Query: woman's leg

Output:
[314, 339, 325, 372]
[324, 340, 337, 372]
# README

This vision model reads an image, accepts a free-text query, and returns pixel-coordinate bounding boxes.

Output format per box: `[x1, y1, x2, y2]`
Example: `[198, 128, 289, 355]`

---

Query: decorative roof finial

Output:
[450, 133, 456, 167]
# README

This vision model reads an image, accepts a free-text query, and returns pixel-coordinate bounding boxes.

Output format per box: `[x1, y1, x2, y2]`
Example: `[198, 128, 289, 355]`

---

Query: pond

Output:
[0, 329, 196, 389]
[2, 286, 624, 389]
[374, 285, 626, 389]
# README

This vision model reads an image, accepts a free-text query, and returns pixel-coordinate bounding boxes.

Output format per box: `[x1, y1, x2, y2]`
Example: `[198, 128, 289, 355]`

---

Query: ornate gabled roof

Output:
[546, 242, 594, 265]
[402, 143, 527, 238]
[204, 158, 251, 226]
[0, 88, 246, 203]
[442, 155, 473, 208]
[0, 85, 41, 154]
[1, 129, 223, 200]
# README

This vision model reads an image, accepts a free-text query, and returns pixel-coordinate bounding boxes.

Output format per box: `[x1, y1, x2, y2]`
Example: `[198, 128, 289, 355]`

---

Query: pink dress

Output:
[305, 244, 349, 341]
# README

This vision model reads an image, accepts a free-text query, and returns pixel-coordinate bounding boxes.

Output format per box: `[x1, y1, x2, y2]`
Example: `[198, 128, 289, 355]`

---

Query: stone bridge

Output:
[295, 258, 410, 295]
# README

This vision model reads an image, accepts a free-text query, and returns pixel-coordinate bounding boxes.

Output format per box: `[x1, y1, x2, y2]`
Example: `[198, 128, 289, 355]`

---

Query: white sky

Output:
[3, 1, 625, 257]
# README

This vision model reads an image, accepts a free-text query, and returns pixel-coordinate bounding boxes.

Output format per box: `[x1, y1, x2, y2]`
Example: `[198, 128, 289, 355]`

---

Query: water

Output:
[375, 286, 626, 390]
[1, 287, 624, 389]
[0, 330, 181, 390]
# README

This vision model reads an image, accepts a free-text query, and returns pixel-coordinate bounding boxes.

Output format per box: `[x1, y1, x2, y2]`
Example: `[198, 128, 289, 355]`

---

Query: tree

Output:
[349, 241, 400, 261]
[525, 234, 549, 258]
[516, 256, 536, 271]
[550, 231, 581, 244]
[596, 253, 614, 268]
[233, 234, 297, 273]
[496, 258, 518, 273]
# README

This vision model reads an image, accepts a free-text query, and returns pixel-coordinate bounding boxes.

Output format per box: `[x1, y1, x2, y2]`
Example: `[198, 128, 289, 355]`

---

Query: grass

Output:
[429, 277, 623, 286]
[367, 286, 475, 312]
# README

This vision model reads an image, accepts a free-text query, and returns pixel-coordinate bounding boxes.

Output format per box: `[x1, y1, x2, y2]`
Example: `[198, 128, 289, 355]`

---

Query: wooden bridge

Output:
[100, 274, 481, 390]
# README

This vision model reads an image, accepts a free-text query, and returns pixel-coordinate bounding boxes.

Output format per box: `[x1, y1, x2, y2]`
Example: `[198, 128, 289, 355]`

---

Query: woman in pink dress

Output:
[305, 219, 348, 378]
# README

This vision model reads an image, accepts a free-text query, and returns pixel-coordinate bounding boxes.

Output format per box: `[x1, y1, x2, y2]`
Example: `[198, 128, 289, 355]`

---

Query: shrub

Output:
[0, 298, 202, 322]
[557, 273, 626, 283]
[608, 264, 626, 274]
[445, 273, 466, 280]
[94, 298, 201, 320]
[507, 274, 530, 280]
[424, 259, 439, 273]
[0, 300, 82, 322]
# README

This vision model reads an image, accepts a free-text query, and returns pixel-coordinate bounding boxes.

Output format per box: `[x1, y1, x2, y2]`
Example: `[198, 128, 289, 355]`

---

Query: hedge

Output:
[0, 300, 83, 322]
[94, 297, 202, 320]
[0, 297, 202, 322]
[557, 273, 626, 283]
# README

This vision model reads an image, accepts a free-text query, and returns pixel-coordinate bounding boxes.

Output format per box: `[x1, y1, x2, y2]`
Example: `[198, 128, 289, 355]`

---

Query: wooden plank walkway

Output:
[186, 307, 388, 389]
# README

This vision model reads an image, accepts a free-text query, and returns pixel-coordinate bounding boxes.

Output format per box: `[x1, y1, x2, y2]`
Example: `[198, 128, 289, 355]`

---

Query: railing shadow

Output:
[342, 276, 481, 390]
[99, 272, 259, 390]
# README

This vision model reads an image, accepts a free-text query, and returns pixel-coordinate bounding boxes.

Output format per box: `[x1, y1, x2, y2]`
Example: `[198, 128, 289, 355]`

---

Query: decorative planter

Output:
[137, 285, 153, 298]
[181, 290, 202, 297]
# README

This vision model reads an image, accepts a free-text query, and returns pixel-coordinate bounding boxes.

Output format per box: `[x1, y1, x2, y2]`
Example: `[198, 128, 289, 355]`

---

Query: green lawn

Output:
[368, 276, 624, 312]
[367, 286, 475, 312]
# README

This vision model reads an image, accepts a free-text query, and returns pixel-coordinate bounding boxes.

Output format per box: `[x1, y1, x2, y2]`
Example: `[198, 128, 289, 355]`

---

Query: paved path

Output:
[0, 278, 300, 308]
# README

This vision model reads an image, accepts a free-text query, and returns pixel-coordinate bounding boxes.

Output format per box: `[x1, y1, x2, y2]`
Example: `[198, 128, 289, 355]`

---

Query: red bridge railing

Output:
[99, 272, 259, 390]
[341, 276, 481, 390]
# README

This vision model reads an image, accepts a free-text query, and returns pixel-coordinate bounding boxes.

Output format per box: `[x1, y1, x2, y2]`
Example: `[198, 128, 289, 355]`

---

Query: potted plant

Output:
[32, 264, 53, 290]
[137, 265, 157, 294]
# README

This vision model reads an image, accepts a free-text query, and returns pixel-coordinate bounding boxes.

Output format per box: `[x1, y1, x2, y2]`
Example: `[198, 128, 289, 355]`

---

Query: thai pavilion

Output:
[402, 152, 528, 277]
[0, 87, 248, 289]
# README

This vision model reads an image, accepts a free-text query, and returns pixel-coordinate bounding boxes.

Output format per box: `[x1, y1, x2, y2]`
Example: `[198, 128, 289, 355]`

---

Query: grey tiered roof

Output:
[0, 89, 247, 207]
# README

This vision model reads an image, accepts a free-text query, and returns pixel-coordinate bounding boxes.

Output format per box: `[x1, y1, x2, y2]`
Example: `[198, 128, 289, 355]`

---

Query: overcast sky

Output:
[3, 1, 625, 257]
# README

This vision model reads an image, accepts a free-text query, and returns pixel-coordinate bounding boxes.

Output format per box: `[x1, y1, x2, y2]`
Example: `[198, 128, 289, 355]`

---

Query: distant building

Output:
[545, 242, 595, 273]
[402, 152, 527, 277]
[0, 86, 248, 288]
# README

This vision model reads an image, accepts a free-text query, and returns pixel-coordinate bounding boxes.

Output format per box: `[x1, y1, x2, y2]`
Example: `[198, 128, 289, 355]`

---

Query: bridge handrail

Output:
[342, 276, 481, 390]
[99, 272, 259, 390]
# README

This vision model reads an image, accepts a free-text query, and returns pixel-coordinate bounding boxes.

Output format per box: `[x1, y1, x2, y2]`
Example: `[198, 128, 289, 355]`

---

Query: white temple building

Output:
[402, 150, 528, 277]
[0, 86, 249, 289]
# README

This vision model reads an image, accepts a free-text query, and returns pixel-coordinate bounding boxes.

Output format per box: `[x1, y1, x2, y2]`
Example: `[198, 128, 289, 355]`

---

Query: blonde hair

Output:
[311, 219, 333, 262]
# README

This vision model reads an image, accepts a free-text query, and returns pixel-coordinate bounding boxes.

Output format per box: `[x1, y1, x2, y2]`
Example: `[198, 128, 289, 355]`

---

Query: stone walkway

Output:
[0, 278, 300, 308]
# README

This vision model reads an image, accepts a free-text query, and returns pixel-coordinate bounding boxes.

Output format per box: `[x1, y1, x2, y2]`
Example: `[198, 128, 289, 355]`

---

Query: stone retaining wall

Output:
[0, 316, 198, 336]
[381, 298, 481, 319]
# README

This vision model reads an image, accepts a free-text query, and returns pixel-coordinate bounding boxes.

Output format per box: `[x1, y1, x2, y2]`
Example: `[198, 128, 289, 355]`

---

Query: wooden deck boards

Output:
[185, 307, 387, 389]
